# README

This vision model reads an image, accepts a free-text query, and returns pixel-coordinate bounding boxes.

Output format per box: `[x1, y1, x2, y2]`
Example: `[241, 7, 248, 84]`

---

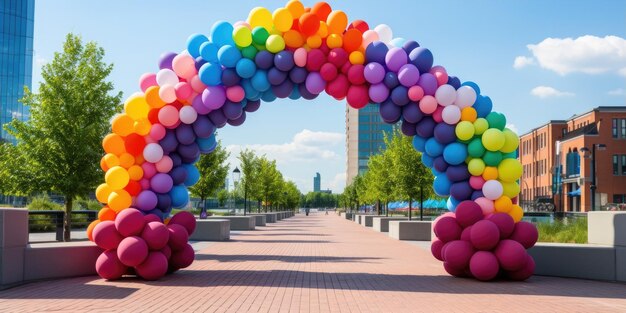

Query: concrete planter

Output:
[372, 217, 408, 232]
[388, 221, 432, 241]
[250, 213, 276, 223]
[203, 216, 255, 230]
[360, 215, 384, 227]
[189, 219, 230, 241]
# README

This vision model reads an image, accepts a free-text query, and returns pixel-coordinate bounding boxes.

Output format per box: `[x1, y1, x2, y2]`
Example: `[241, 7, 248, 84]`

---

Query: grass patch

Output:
[536, 218, 587, 244]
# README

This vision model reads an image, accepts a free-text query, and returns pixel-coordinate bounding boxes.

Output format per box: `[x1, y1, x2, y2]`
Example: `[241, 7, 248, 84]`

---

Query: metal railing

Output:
[28, 210, 97, 241]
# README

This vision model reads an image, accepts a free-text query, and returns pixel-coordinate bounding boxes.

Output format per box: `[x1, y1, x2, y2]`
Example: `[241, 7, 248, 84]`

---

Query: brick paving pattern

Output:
[2, 212, 626, 312]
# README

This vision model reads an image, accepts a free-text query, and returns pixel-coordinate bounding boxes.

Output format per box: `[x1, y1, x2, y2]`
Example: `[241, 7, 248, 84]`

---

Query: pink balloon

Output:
[144, 214, 161, 223]
[469, 251, 499, 281]
[160, 244, 172, 260]
[179, 106, 198, 124]
[172, 54, 196, 80]
[115, 208, 146, 237]
[144, 136, 156, 144]
[158, 105, 179, 127]
[117, 236, 149, 267]
[469, 175, 486, 190]
[155, 156, 173, 173]
[226, 86, 245, 102]
[189, 75, 207, 93]
[149, 124, 166, 141]
[141, 222, 170, 250]
[432, 105, 444, 123]
[475, 197, 495, 216]
[361, 30, 379, 49]
[135, 251, 168, 281]
[294, 48, 308, 67]
[139, 178, 151, 190]
[96, 250, 127, 280]
[461, 225, 472, 241]
[233, 21, 251, 28]
[418, 95, 437, 114]
[408, 85, 424, 101]
[454, 200, 483, 228]
[433, 216, 462, 243]
[494, 240, 528, 271]
[429, 65, 449, 86]
[443, 261, 468, 277]
[509, 221, 539, 249]
[443, 240, 474, 270]
[167, 224, 189, 251]
[470, 220, 500, 250]
[169, 243, 194, 269]
[487, 213, 515, 239]
[139, 73, 157, 92]
[141, 162, 157, 179]
[93, 221, 124, 250]
[158, 84, 177, 103]
[169, 211, 197, 235]
[175, 82, 193, 100]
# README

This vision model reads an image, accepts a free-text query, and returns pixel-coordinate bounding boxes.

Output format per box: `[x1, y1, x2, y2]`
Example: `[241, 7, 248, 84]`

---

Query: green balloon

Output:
[486, 112, 506, 130]
[483, 151, 503, 166]
[502, 151, 518, 159]
[468, 138, 486, 158]
[241, 45, 258, 59]
[251, 27, 269, 46]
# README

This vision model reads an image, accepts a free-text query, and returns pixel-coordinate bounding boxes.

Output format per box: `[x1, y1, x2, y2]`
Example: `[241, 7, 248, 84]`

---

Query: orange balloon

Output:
[145, 86, 166, 109]
[102, 153, 120, 169]
[98, 206, 117, 221]
[286, 0, 305, 19]
[134, 153, 145, 165]
[482, 166, 499, 181]
[118, 152, 135, 169]
[326, 33, 342, 48]
[316, 21, 328, 38]
[299, 12, 320, 36]
[342, 28, 362, 52]
[102, 133, 126, 156]
[306, 35, 322, 48]
[494, 196, 513, 213]
[100, 157, 108, 172]
[108, 189, 131, 212]
[283, 30, 304, 48]
[349, 51, 365, 65]
[86, 220, 100, 242]
[461, 107, 478, 122]
[111, 114, 135, 136]
[134, 118, 152, 136]
[311, 2, 332, 21]
[326, 10, 347, 34]
[128, 165, 144, 181]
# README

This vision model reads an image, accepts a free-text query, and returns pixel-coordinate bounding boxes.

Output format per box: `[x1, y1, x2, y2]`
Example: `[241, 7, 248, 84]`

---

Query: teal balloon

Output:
[503, 151, 518, 159]
[443, 142, 467, 166]
[486, 112, 506, 130]
[217, 45, 242, 68]
[211, 21, 235, 47]
[468, 138, 485, 158]
[483, 151, 503, 166]
[186, 34, 208, 58]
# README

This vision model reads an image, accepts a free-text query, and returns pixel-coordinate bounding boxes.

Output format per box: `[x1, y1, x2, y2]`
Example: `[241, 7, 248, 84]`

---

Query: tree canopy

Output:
[188, 141, 230, 207]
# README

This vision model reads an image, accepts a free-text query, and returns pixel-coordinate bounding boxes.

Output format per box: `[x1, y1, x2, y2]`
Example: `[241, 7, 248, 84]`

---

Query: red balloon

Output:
[340, 61, 351, 75]
[347, 64, 366, 85]
[346, 85, 369, 109]
[124, 133, 146, 156]
[349, 20, 369, 33]
[327, 48, 348, 68]
[306, 49, 326, 72]
[320, 63, 338, 81]
[311, 2, 332, 21]
[124, 180, 142, 196]
[326, 74, 349, 99]
[147, 108, 160, 124]
[96, 249, 127, 280]
[299, 12, 320, 36]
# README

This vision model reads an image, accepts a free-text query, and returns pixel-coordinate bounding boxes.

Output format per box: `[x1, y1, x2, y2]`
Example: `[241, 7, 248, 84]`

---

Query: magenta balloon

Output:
[431, 238, 444, 261]
[202, 86, 226, 110]
[506, 254, 535, 281]
[167, 224, 189, 251]
[169, 211, 197, 235]
[305, 72, 326, 94]
[417, 73, 438, 96]
[150, 173, 174, 194]
[136, 190, 158, 211]
[494, 239, 528, 271]
[433, 216, 462, 242]
[487, 213, 515, 239]
[470, 220, 500, 250]
[461, 225, 472, 241]
[93, 221, 124, 250]
[95, 250, 127, 280]
[141, 221, 170, 250]
[385, 47, 408, 72]
[135, 251, 169, 281]
[170, 243, 195, 269]
[455, 200, 483, 228]
[369, 83, 389, 103]
[469, 251, 500, 281]
[509, 221, 539, 249]
[398, 64, 420, 87]
[364, 62, 385, 84]
[117, 236, 149, 267]
[443, 261, 468, 277]
[443, 240, 474, 270]
[114, 208, 146, 237]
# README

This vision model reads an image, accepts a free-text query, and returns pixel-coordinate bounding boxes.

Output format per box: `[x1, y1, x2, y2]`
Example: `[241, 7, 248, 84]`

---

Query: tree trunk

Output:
[408, 198, 412, 221]
[64, 196, 73, 242]
[385, 202, 389, 217]
[419, 187, 424, 221]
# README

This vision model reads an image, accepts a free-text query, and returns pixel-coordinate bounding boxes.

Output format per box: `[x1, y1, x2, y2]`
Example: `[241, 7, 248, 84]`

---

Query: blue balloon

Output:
[187, 34, 209, 58]
[447, 197, 460, 212]
[288, 85, 301, 100]
[261, 90, 277, 102]
[421, 153, 434, 168]
[433, 174, 451, 197]
[211, 21, 235, 47]
[412, 136, 426, 152]
[182, 164, 200, 186]
[474, 95, 493, 118]
[198, 62, 222, 86]
[251, 70, 271, 92]
[450, 181, 472, 201]
[365, 41, 388, 64]
[169, 185, 190, 209]
[461, 81, 481, 95]
[402, 40, 420, 54]
[408, 47, 433, 74]
[447, 76, 461, 89]
[192, 115, 215, 139]
[240, 79, 260, 99]
[170, 166, 188, 185]
[199, 42, 218, 63]
[217, 45, 241, 68]
[145, 208, 164, 221]
[197, 134, 217, 153]
[175, 124, 196, 145]
[443, 142, 468, 165]
[433, 156, 448, 173]
[235, 58, 256, 79]
[434, 123, 456, 145]
[384, 72, 399, 89]
[425, 137, 444, 157]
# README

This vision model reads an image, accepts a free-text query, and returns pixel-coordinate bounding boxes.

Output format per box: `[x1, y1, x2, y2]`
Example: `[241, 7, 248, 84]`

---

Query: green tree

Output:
[5, 34, 122, 241]
[188, 141, 230, 210]
[238, 149, 261, 213]
[216, 189, 229, 207]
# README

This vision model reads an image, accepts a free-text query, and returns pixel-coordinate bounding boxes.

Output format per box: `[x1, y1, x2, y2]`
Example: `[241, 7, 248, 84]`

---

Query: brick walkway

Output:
[2, 212, 626, 312]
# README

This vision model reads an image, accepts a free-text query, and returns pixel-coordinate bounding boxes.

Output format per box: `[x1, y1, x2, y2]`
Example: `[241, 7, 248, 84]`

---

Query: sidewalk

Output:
[1, 212, 625, 312]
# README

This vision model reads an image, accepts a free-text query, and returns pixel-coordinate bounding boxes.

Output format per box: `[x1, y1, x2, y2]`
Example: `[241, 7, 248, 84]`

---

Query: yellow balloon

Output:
[128, 165, 144, 181]
[326, 34, 343, 48]
[124, 95, 149, 120]
[317, 22, 329, 38]
[265, 34, 285, 53]
[482, 128, 505, 151]
[95, 183, 113, 203]
[111, 114, 134, 136]
[349, 51, 364, 65]
[509, 204, 524, 222]
[102, 153, 120, 169]
[233, 25, 252, 47]
[455, 121, 475, 141]
[327, 10, 348, 34]
[134, 118, 151, 136]
[118, 153, 135, 169]
[494, 196, 513, 213]
[498, 158, 523, 182]
[108, 190, 131, 212]
[468, 158, 486, 176]
[474, 118, 489, 135]
[272, 8, 293, 32]
[500, 128, 519, 153]
[105, 166, 130, 190]
[248, 7, 273, 31]
[482, 166, 498, 181]
[502, 181, 520, 198]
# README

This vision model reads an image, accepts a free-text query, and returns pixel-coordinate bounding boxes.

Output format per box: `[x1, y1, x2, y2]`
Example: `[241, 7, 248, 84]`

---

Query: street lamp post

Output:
[580, 144, 606, 211]
[232, 167, 241, 215]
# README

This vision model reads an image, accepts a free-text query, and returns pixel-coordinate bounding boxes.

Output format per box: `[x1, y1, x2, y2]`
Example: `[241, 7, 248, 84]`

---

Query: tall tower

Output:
[313, 172, 321, 192]
[0, 0, 35, 143]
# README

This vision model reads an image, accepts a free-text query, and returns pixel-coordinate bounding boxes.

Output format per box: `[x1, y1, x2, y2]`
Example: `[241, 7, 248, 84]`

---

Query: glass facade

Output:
[356, 104, 394, 175]
[313, 172, 321, 192]
[1, 0, 34, 144]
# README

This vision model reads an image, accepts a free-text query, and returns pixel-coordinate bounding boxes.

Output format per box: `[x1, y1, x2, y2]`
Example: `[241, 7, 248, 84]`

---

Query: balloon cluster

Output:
[88, 0, 538, 282]
[432, 202, 538, 281]
[90, 210, 196, 280]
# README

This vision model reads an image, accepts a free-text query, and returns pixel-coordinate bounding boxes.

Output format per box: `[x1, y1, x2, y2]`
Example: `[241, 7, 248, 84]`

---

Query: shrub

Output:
[73, 198, 101, 211]
[28, 195, 63, 211]
[536, 218, 587, 244]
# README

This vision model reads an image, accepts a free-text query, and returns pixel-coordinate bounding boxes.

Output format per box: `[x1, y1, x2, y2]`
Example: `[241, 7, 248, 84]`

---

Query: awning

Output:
[568, 188, 581, 196]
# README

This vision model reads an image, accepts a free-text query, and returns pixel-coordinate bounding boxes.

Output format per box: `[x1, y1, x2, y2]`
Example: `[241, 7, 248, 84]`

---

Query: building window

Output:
[614, 155, 619, 175]
[613, 119, 618, 138]
[622, 155, 626, 175]
[614, 194, 625, 204]
[622, 119, 626, 138]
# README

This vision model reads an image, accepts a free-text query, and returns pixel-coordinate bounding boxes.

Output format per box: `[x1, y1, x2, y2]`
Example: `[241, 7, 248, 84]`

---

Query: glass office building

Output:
[346, 104, 394, 185]
[1, 0, 35, 144]
[313, 172, 321, 192]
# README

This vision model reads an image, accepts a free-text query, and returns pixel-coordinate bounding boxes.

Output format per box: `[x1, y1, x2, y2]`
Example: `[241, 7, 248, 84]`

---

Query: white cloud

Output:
[505, 123, 519, 134]
[34, 53, 48, 67]
[608, 88, 625, 96]
[513, 56, 535, 69]
[530, 86, 575, 98]
[522, 35, 626, 76]
[327, 172, 346, 193]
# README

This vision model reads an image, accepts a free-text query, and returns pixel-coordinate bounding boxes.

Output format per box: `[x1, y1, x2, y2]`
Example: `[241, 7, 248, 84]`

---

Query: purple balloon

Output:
[194, 56, 207, 71]
[384, 72, 399, 89]
[192, 94, 211, 115]
[448, 76, 461, 89]
[364, 62, 385, 84]
[409, 47, 433, 74]
[446, 165, 471, 182]
[254, 50, 274, 69]
[169, 153, 182, 167]
[416, 117, 436, 138]
[192, 115, 215, 138]
[222, 101, 243, 120]
[274, 51, 294, 72]
[169, 166, 188, 185]
[401, 120, 417, 136]
[298, 84, 318, 100]
[391, 86, 409, 106]
[244, 99, 261, 112]
[151, 173, 174, 194]
[221, 68, 241, 87]
[227, 111, 246, 126]
[268, 67, 287, 86]
[417, 73, 438, 96]
[402, 103, 423, 124]
[434, 123, 456, 144]
[379, 100, 402, 123]
[365, 41, 388, 64]
[368, 83, 389, 103]
[450, 181, 473, 201]
[398, 64, 420, 87]
[175, 124, 196, 145]
[433, 156, 449, 173]
[159, 130, 178, 154]
[178, 143, 200, 163]
[202, 86, 226, 110]
[208, 109, 227, 128]
[156, 193, 172, 212]
[385, 47, 408, 72]
[305, 72, 325, 94]
[402, 40, 420, 54]
[272, 80, 294, 98]
[136, 190, 158, 211]
[471, 190, 484, 201]
[289, 67, 308, 84]
[159, 52, 177, 70]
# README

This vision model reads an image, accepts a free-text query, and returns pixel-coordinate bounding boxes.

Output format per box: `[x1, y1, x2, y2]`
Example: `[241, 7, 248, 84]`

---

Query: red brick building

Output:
[519, 106, 626, 212]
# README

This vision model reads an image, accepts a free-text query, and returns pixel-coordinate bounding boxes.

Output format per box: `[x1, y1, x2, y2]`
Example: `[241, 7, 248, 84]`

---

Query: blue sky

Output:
[32, 0, 626, 193]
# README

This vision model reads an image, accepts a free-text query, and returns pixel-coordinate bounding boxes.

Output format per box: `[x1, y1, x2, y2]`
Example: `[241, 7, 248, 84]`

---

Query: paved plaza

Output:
[2, 212, 626, 312]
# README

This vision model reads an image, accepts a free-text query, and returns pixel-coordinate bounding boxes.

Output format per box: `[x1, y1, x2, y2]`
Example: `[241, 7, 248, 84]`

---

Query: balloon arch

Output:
[89, 1, 538, 282]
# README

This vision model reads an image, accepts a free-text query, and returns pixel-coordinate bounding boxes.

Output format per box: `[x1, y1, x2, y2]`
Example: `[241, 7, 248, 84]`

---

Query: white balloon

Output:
[455, 86, 477, 109]
[179, 106, 198, 124]
[482, 180, 504, 200]
[158, 84, 177, 103]
[435, 84, 456, 106]
[374, 24, 393, 44]
[156, 69, 179, 87]
[143, 143, 164, 163]
[441, 105, 461, 125]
